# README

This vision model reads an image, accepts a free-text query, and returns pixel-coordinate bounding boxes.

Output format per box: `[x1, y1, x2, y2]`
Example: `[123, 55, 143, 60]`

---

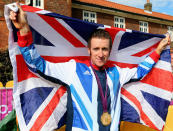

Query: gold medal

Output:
[90, 63, 111, 126]
[100, 112, 112, 126]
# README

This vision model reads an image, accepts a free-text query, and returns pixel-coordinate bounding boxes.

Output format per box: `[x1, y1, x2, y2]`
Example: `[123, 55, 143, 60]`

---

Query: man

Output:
[9, 3, 170, 131]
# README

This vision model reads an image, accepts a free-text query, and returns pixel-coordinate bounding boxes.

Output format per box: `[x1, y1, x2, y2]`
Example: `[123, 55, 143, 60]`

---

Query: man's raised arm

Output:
[117, 34, 170, 86]
[9, 2, 75, 85]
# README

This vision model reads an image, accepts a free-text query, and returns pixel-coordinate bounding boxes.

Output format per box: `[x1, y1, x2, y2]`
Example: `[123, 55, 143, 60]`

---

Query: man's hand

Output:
[155, 34, 170, 55]
[9, 2, 30, 36]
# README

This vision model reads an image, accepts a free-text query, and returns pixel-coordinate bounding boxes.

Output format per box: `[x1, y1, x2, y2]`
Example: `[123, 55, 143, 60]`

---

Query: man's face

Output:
[88, 37, 110, 68]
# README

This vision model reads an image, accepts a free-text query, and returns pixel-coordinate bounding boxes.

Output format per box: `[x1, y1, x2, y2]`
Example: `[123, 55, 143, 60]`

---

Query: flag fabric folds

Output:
[4, 3, 173, 131]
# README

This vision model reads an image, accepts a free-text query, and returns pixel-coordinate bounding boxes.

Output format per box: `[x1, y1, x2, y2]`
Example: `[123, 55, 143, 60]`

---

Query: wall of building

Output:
[72, 7, 168, 35]
[0, 0, 9, 51]
[72, 8, 114, 27]
[149, 22, 168, 34]
[0, 2, 3, 17]
[44, 0, 72, 17]
[126, 18, 168, 34]
[0, 18, 8, 51]
[72, 8, 82, 20]
[126, 18, 140, 31]
[97, 12, 114, 27]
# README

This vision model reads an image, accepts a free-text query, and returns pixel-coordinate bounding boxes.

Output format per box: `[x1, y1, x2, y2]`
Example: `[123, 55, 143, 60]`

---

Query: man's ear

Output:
[88, 48, 91, 55]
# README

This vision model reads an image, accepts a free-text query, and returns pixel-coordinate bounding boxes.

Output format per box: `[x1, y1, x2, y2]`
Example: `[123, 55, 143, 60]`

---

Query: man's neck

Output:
[91, 63, 105, 71]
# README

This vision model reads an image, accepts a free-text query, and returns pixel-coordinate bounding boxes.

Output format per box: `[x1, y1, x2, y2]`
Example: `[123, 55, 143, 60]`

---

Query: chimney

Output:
[144, 0, 152, 12]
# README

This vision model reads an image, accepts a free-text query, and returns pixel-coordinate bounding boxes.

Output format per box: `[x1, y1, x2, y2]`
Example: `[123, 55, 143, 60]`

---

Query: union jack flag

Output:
[5, 4, 173, 131]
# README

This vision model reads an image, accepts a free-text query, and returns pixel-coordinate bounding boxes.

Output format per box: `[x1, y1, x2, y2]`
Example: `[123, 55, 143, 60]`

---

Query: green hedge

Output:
[0, 50, 13, 86]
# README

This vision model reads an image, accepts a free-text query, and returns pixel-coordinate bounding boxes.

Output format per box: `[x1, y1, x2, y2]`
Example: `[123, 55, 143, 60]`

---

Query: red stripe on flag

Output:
[22, 5, 42, 12]
[38, 14, 86, 47]
[30, 86, 67, 131]
[43, 56, 91, 66]
[17, 55, 90, 82]
[16, 55, 38, 82]
[107, 60, 137, 68]
[42, 56, 89, 63]
[141, 68, 173, 92]
[132, 42, 160, 57]
[121, 88, 159, 130]
[105, 27, 124, 43]
[42, 56, 137, 68]
[16, 54, 138, 82]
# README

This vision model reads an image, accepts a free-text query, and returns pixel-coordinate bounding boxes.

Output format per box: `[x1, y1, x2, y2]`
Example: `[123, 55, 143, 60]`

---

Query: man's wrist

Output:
[17, 31, 33, 47]
[19, 24, 30, 36]
[150, 50, 160, 63]
[155, 47, 163, 55]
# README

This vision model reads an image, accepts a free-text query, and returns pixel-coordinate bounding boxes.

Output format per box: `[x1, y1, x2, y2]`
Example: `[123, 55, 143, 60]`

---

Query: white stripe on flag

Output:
[27, 87, 59, 130]
[57, 19, 88, 46]
[41, 92, 67, 131]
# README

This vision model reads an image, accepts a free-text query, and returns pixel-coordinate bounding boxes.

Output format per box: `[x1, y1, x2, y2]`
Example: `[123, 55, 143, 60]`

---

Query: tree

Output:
[0, 50, 13, 86]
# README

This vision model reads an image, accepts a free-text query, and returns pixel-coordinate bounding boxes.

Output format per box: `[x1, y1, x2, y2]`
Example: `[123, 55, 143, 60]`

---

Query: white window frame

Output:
[25, 0, 31, 5]
[168, 26, 173, 32]
[114, 16, 125, 29]
[139, 21, 149, 33]
[33, 0, 44, 9]
[83, 10, 97, 23]
[168, 26, 173, 40]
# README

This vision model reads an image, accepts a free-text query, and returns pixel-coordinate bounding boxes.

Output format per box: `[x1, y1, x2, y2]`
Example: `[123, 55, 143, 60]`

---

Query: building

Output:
[71, 0, 173, 35]
[26, 0, 173, 35]
[0, 0, 25, 51]
[0, 0, 173, 50]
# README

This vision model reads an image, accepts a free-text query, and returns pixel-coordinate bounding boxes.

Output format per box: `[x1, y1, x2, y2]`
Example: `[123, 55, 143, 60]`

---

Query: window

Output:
[25, 0, 31, 5]
[83, 11, 97, 23]
[114, 16, 125, 29]
[33, 0, 44, 9]
[139, 21, 148, 33]
[25, 0, 44, 9]
[168, 26, 173, 38]
[168, 26, 173, 32]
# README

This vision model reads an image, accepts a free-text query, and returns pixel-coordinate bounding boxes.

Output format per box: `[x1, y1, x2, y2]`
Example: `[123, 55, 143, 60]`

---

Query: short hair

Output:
[88, 29, 112, 50]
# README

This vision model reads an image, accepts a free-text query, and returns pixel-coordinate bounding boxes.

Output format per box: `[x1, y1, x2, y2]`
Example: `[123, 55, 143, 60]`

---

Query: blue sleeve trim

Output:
[139, 61, 153, 70]
[19, 44, 46, 73]
[137, 66, 149, 79]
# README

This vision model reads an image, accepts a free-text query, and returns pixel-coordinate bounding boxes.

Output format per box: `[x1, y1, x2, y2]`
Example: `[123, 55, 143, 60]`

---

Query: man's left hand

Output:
[155, 34, 170, 55]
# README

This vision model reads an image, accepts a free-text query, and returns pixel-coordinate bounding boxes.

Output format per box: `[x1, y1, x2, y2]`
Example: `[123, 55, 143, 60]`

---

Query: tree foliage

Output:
[0, 50, 13, 86]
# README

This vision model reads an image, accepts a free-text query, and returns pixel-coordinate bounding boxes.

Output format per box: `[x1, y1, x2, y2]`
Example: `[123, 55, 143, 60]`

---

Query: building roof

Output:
[74, 0, 173, 21]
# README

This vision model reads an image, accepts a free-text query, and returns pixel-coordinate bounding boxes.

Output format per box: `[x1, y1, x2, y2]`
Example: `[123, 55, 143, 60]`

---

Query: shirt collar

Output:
[90, 61, 107, 71]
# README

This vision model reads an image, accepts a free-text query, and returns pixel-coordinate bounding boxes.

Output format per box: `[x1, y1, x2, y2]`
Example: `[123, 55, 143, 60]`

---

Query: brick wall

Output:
[97, 12, 114, 27]
[72, 8, 82, 20]
[72, 8, 114, 27]
[72, 8, 167, 35]
[0, 18, 8, 51]
[0, 0, 17, 51]
[126, 18, 139, 31]
[45, 0, 72, 17]
[149, 22, 168, 34]
[0, 2, 3, 17]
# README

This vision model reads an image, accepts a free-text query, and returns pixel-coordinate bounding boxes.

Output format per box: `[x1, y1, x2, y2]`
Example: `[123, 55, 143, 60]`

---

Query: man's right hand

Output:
[9, 2, 30, 36]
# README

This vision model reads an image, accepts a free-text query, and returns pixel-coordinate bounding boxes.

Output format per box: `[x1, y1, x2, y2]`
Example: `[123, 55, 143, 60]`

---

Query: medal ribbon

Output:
[90, 62, 108, 112]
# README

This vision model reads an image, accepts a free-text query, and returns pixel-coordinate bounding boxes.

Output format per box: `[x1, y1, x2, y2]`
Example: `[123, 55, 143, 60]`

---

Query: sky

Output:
[108, 0, 173, 16]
